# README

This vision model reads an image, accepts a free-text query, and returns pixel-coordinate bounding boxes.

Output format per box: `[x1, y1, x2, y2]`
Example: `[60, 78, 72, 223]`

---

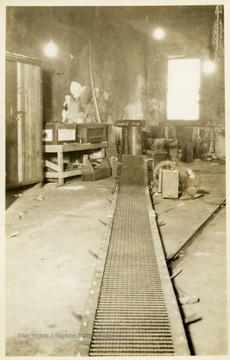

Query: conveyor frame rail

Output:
[76, 155, 190, 356]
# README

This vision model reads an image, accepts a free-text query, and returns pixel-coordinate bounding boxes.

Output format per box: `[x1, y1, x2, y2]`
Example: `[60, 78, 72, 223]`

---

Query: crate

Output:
[77, 124, 108, 143]
[162, 169, 179, 199]
[43, 122, 77, 144]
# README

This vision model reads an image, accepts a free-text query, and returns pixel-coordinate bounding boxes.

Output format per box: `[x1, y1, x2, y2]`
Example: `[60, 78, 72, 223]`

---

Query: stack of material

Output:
[81, 158, 111, 181]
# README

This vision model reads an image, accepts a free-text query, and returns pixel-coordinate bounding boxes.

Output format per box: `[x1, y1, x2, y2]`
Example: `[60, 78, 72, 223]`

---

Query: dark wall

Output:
[6, 6, 147, 124]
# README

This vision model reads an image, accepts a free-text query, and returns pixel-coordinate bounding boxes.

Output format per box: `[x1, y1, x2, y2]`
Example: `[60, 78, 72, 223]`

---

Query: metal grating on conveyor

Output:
[77, 155, 190, 356]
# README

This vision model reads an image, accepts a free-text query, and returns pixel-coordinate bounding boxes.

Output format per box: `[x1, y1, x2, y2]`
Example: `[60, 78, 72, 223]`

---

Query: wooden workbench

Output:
[43, 142, 107, 185]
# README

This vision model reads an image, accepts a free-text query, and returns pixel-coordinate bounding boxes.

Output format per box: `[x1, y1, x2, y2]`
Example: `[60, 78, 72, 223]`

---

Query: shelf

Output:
[43, 141, 107, 153]
[45, 169, 81, 179]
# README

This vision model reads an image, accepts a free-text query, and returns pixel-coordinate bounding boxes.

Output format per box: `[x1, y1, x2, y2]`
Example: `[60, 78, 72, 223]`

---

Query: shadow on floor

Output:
[5, 183, 44, 210]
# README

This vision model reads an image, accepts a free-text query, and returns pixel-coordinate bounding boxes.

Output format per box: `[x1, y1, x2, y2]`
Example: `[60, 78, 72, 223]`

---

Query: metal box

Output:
[43, 123, 77, 144]
[77, 124, 108, 143]
[154, 139, 166, 154]
[162, 169, 179, 199]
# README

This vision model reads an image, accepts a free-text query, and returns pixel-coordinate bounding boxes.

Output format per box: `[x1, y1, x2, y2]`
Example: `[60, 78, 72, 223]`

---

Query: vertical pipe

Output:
[89, 38, 101, 123]
[122, 127, 128, 154]
[127, 126, 142, 155]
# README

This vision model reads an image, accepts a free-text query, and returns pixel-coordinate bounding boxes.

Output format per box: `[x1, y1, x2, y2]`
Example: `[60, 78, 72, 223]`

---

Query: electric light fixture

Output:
[203, 59, 216, 74]
[153, 27, 165, 40]
[44, 39, 58, 57]
[44, 8, 58, 57]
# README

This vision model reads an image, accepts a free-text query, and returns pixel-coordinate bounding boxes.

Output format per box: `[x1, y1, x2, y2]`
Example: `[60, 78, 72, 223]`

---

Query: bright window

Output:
[167, 58, 200, 120]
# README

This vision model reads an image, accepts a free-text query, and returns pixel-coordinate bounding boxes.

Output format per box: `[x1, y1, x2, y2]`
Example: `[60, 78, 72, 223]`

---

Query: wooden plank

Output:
[62, 142, 108, 152]
[57, 151, 64, 173]
[6, 52, 44, 64]
[33, 65, 42, 179]
[43, 142, 107, 153]
[45, 169, 81, 178]
[45, 160, 61, 172]
[45, 172, 61, 179]
[5, 60, 18, 185]
[29, 65, 36, 178]
[17, 62, 23, 183]
[36, 66, 43, 178]
[29, 63, 40, 180]
[61, 169, 82, 178]
[24, 63, 31, 181]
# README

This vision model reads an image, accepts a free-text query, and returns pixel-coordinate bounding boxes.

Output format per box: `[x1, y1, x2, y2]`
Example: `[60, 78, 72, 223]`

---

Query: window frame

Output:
[166, 57, 201, 122]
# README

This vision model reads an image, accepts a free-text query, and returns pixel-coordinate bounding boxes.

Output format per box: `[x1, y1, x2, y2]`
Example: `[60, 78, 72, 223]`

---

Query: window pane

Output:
[167, 58, 200, 120]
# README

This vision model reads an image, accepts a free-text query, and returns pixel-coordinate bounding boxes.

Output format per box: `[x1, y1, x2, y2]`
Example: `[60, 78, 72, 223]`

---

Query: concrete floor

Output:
[4, 160, 227, 356]
[153, 160, 227, 356]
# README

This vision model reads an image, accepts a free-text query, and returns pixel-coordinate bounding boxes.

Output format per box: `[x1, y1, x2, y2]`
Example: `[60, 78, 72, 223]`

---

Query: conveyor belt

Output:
[77, 155, 190, 356]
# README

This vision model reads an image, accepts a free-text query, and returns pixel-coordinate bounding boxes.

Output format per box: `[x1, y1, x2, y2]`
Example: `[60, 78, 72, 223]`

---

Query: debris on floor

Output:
[98, 219, 107, 226]
[184, 313, 202, 325]
[159, 202, 184, 214]
[18, 210, 27, 219]
[9, 231, 19, 238]
[88, 250, 99, 259]
[34, 195, 45, 201]
[14, 193, 22, 198]
[186, 169, 195, 179]
[70, 311, 82, 322]
[170, 268, 183, 280]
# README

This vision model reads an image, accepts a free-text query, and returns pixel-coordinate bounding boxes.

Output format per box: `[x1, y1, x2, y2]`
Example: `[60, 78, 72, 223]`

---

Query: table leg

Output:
[58, 151, 64, 186]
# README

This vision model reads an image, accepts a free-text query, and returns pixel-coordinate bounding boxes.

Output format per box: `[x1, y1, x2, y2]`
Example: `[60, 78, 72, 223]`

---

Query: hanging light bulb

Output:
[153, 27, 165, 40]
[44, 8, 58, 57]
[203, 59, 216, 74]
[152, 8, 165, 40]
[44, 39, 58, 57]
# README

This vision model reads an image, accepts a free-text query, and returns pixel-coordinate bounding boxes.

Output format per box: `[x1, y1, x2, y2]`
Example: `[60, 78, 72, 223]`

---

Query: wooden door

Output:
[6, 54, 43, 188]
[17, 62, 43, 185]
